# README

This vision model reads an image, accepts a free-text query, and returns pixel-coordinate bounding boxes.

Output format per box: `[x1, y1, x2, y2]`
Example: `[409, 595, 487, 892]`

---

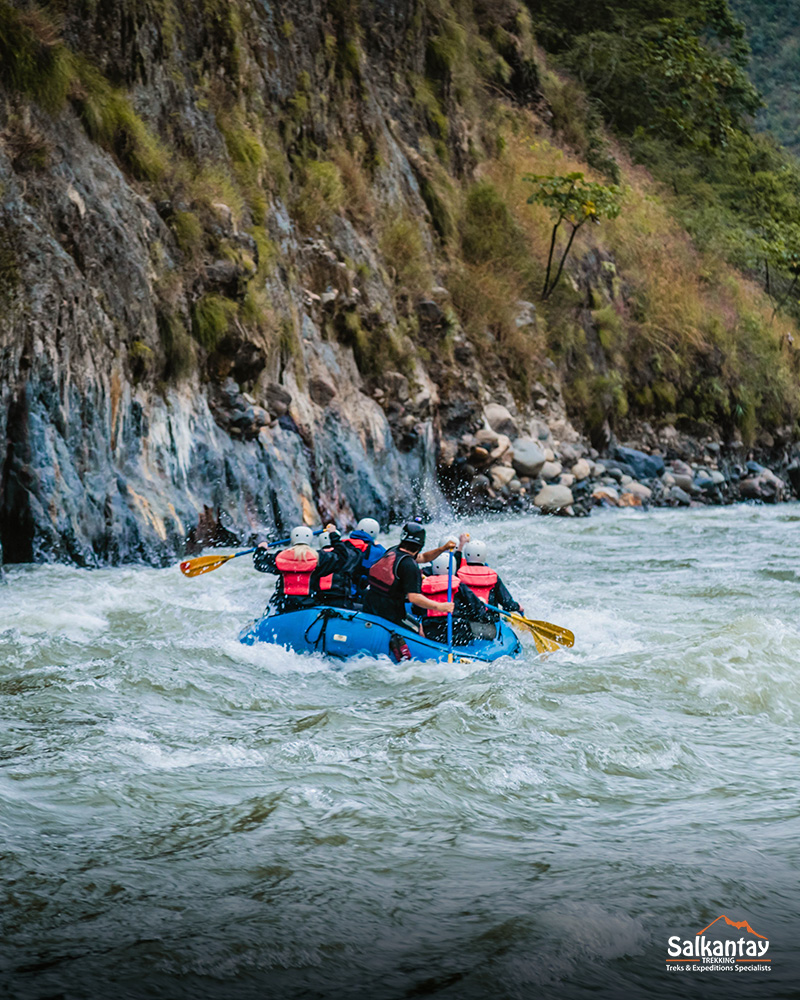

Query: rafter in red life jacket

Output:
[275, 547, 319, 596]
[421, 575, 460, 616]
[456, 564, 497, 604]
[367, 548, 414, 596]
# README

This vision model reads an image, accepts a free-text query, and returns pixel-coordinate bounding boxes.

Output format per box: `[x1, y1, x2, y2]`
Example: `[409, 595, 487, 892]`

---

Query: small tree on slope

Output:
[525, 171, 622, 299]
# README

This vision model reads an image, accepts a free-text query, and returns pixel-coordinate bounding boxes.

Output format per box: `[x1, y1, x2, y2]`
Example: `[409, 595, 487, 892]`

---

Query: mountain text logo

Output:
[666, 914, 771, 974]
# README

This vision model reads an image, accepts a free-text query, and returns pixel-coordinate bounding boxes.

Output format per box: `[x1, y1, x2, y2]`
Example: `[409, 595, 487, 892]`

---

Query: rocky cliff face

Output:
[0, 0, 480, 565]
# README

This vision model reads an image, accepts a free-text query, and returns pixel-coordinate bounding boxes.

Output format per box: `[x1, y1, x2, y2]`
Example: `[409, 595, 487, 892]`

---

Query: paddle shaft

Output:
[446, 551, 454, 663]
[231, 547, 257, 560]
[209, 527, 325, 559]
[486, 602, 520, 621]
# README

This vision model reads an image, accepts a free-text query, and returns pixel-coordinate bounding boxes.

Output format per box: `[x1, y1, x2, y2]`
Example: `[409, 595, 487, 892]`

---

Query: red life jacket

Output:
[457, 564, 497, 604]
[275, 547, 319, 596]
[317, 546, 333, 591]
[421, 575, 460, 616]
[368, 547, 413, 596]
[347, 537, 369, 553]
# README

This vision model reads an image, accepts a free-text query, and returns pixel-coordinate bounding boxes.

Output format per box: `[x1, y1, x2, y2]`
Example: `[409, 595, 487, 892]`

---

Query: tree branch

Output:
[772, 271, 799, 322]
[544, 219, 584, 299]
[543, 217, 561, 298]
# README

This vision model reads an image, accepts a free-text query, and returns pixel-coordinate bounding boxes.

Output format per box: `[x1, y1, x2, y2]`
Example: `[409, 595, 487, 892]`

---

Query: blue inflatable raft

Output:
[239, 606, 522, 663]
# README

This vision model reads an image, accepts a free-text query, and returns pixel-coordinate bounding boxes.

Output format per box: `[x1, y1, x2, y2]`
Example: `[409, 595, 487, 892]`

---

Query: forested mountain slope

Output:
[729, 0, 800, 156]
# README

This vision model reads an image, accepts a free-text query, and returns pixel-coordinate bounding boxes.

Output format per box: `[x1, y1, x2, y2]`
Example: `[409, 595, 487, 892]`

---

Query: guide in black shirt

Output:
[363, 522, 454, 628]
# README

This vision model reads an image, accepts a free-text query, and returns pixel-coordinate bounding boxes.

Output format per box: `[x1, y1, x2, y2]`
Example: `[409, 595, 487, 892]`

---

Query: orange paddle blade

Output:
[179, 552, 237, 577]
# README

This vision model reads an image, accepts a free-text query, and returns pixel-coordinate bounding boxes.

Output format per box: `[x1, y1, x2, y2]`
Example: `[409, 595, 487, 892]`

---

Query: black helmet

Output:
[400, 521, 425, 551]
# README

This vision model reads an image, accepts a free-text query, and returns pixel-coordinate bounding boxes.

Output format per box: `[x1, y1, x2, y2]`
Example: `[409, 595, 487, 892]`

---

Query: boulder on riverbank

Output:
[571, 458, 592, 481]
[540, 460, 563, 481]
[592, 485, 620, 505]
[669, 485, 692, 506]
[740, 469, 784, 502]
[625, 482, 652, 501]
[613, 446, 665, 479]
[437, 386, 800, 520]
[535, 484, 574, 512]
[485, 403, 519, 439]
[511, 438, 546, 478]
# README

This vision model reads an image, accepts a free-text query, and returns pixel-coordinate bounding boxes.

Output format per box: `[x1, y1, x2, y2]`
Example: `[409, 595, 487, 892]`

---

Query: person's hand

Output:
[325, 522, 337, 532]
[442, 539, 456, 551]
[518, 607, 525, 616]
[458, 532, 470, 548]
[258, 541, 270, 549]
[440, 601, 455, 613]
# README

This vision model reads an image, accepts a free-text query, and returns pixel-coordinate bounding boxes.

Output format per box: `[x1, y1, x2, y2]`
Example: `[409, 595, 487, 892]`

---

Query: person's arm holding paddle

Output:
[417, 538, 457, 564]
[407, 592, 454, 615]
[493, 575, 524, 616]
[254, 545, 279, 573]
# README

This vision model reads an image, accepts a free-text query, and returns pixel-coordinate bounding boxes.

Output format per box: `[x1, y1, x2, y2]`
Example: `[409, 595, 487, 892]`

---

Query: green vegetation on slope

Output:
[400, 0, 800, 441]
[729, 0, 800, 156]
[0, 2, 167, 179]
[524, 0, 800, 301]
[519, 0, 800, 438]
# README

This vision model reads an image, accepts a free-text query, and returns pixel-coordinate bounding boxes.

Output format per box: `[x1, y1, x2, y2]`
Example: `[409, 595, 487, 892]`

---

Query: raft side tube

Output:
[239, 606, 522, 663]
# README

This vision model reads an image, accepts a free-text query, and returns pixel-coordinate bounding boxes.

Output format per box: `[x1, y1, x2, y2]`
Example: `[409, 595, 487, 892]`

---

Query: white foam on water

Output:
[3, 504, 800, 999]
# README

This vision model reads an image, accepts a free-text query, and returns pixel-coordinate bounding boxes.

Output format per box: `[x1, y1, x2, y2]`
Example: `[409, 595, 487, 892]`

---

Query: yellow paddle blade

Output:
[179, 552, 237, 577]
[516, 616, 574, 648]
[506, 613, 562, 654]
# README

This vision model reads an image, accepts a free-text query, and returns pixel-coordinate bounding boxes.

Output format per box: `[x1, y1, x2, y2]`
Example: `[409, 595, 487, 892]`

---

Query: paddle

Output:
[486, 603, 574, 654]
[179, 530, 324, 578]
[446, 551, 454, 663]
[180, 547, 257, 578]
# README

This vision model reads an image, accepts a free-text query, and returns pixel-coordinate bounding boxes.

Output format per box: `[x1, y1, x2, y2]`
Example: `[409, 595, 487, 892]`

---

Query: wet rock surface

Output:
[0, 0, 448, 566]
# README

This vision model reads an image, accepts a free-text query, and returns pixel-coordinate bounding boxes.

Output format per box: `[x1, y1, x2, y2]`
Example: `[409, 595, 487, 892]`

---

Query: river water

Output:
[1, 505, 798, 1000]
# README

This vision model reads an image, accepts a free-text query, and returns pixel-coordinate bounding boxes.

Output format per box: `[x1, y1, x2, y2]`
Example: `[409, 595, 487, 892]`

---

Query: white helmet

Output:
[431, 552, 455, 576]
[356, 517, 380, 541]
[463, 539, 487, 565]
[290, 525, 314, 546]
[318, 530, 331, 548]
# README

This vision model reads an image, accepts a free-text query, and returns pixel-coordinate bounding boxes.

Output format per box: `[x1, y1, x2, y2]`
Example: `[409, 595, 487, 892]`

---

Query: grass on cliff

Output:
[192, 293, 237, 351]
[335, 308, 416, 383]
[0, 3, 167, 182]
[451, 180, 536, 333]
[379, 213, 431, 297]
[170, 210, 205, 260]
[199, 0, 244, 79]
[158, 310, 196, 381]
[215, 107, 270, 223]
[0, 3, 72, 111]
[480, 125, 800, 441]
[330, 140, 374, 224]
[292, 159, 345, 231]
[72, 60, 168, 181]
[0, 220, 21, 305]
